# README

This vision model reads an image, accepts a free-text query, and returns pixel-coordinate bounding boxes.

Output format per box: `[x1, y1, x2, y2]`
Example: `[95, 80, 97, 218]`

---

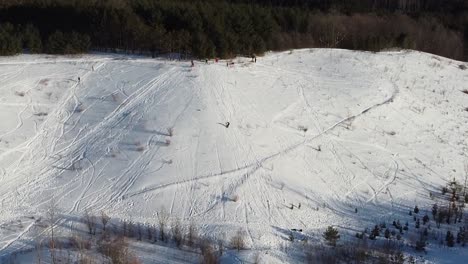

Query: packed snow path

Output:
[0, 50, 467, 259]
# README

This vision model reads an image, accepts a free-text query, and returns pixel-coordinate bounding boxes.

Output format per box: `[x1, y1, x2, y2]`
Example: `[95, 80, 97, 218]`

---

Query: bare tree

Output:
[83, 209, 97, 235]
[100, 211, 111, 232]
[146, 224, 153, 241]
[230, 229, 245, 251]
[35, 238, 43, 264]
[137, 223, 142, 241]
[46, 197, 59, 264]
[127, 220, 134, 238]
[186, 222, 197, 247]
[157, 208, 169, 242]
[171, 218, 183, 247]
[463, 163, 468, 203]
[200, 239, 219, 264]
[97, 235, 139, 264]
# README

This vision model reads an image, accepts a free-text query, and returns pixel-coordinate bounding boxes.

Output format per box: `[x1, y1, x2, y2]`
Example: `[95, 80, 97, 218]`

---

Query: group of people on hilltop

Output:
[190, 54, 257, 68]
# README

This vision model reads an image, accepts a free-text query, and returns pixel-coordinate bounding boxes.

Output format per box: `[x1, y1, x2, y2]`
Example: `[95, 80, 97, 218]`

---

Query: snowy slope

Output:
[0, 50, 467, 262]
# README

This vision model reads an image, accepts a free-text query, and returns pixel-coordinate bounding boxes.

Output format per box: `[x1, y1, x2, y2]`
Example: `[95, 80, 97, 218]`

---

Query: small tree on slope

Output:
[323, 226, 340, 247]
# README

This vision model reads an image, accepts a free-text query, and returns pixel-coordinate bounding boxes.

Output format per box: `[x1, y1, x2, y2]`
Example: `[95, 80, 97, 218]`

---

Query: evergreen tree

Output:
[21, 24, 42, 53]
[432, 204, 438, 220]
[423, 214, 430, 225]
[323, 226, 340, 247]
[446, 231, 455, 247]
[0, 23, 21, 55]
[384, 228, 391, 239]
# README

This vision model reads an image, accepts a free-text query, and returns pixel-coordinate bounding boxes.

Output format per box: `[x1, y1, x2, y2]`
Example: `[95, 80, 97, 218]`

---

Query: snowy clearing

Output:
[0, 49, 467, 263]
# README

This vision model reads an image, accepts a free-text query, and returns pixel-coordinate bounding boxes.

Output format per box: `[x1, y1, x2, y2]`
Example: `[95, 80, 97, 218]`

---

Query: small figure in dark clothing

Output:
[205, 59, 208, 63]
[78, 77, 81, 82]
[191, 60, 194, 67]
[218, 121, 230, 128]
[251, 54, 257, 63]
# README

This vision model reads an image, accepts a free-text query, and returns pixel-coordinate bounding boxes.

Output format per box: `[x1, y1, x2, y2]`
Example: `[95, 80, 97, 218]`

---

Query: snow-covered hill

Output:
[0, 49, 467, 263]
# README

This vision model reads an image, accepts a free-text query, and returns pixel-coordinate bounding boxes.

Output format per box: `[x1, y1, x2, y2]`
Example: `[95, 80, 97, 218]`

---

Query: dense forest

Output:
[0, 0, 467, 60]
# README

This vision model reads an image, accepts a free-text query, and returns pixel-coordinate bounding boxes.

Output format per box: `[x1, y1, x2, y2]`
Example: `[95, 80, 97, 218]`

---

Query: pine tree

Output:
[384, 228, 391, 239]
[323, 226, 340, 247]
[0, 23, 21, 55]
[423, 214, 430, 225]
[432, 204, 438, 220]
[446, 231, 455, 247]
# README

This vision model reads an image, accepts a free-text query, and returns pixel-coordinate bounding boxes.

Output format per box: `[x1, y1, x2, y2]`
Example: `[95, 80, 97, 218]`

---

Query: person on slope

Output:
[217, 121, 230, 128]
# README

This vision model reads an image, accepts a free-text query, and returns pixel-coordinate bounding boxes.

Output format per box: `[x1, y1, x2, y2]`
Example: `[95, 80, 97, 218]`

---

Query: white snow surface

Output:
[0, 49, 467, 262]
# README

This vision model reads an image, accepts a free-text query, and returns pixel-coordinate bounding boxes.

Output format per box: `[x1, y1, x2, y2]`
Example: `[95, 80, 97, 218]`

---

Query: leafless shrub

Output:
[298, 125, 308, 132]
[171, 219, 183, 247]
[230, 229, 245, 251]
[167, 127, 173, 137]
[70, 235, 92, 250]
[111, 93, 119, 102]
[84, 209, 97, 235]
[135, 145, 145, 152]
[162, 159, 173, 164]
[200, 239, 220, 264]
[127, 221, 135, 238]
[217, 235, 225, 257]
[97, 235, 140, 264]
[186, 222, 197, 247]
[231, 194, 239, 202]
[253, 253, 261, 264]
[122, 220, 128, 237]
[157, 208, 170, 242]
